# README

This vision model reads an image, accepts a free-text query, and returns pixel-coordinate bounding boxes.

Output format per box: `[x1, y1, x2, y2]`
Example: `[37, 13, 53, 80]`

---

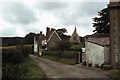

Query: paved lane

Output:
[30, 55, 111, 79]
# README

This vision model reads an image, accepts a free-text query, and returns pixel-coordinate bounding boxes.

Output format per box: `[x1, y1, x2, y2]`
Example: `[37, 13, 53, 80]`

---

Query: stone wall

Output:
[109, 2, 120, 68]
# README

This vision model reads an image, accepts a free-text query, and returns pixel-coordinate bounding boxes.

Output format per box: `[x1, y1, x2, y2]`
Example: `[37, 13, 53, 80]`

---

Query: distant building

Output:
[109, 1, 120, 69]
[85, 36, 110, 67]
[34, 27, 61, 54]
[70, 27, 80, 44]
[47, 31, 61, 50]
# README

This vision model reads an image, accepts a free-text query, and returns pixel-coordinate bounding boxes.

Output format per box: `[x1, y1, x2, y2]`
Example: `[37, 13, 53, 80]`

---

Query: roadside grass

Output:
[3, 57, 46, 78]
[24, 57, 46, 78]
[107, 71, 120, 79]
[41, 55, 76, 65]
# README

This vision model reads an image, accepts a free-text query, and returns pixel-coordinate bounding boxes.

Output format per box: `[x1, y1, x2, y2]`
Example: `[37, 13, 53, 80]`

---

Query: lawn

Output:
[41, 55, 76, 65]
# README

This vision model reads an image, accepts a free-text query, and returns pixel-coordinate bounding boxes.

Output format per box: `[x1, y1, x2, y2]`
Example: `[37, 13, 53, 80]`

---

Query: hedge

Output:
[43, 51, 78, 59]
[2, 46, 32, 64]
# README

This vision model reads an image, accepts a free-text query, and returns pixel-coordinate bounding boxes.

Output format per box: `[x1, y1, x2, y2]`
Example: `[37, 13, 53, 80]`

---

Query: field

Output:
[0, 45, 33, 49]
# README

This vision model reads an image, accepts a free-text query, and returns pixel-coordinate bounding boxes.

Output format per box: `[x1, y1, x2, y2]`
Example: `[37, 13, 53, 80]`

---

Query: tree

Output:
[56, 28, 70, 39]
[23, 32, 35, 45]
[56, 39, 72, 51]
[93, 8, 109, 34]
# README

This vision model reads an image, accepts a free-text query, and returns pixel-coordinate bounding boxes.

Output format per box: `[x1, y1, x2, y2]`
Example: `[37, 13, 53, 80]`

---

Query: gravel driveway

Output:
[30, 55, 112, 79]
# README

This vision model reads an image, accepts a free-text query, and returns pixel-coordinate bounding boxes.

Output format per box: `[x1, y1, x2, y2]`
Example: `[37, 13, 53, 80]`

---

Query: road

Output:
[30, 55, 112, 79]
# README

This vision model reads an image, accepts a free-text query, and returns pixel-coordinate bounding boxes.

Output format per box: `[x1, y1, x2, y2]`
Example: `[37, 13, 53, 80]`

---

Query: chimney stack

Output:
[40, 31, 42, 36]
[51, 28, 55, 33]
[46, 27, 50, 36]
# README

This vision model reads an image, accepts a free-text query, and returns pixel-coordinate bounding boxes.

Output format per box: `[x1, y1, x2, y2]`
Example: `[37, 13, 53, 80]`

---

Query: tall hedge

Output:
[2, 46, 32, 64]
[2, 46, 33, 78]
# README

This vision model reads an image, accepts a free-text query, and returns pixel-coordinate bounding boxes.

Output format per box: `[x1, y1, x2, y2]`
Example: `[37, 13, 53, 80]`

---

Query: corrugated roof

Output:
[87, 37, 110, 46]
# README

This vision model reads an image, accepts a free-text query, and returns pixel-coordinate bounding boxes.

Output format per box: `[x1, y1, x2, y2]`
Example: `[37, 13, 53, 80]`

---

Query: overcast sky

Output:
[0, 0, 109, 37]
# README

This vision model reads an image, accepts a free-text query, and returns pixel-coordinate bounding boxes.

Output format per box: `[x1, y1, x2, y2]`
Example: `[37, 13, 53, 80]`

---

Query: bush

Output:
[21, 46, 32, 57]
[55, 40, 72, 51]
[43, 51, 78, 59]
[2, 48, 24, 64]
[2, 57, 46, 78]
[102, 65, 112, 70]
[61, 51, 77, 58]
[2, 46, 32, 64]
[71, 44, 82, 51]
[2, 46, 37, 78]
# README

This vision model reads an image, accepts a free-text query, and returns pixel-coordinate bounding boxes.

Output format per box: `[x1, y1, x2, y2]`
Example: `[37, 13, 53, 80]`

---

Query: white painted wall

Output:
[85, 41, 105, 66]
[34, 37, 38, 53]
[104, 46, 110, 64]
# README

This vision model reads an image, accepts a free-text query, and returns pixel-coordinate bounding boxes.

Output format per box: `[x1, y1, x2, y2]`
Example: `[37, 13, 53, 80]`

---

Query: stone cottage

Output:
[70, 27, 80, 44]
[85, 35, 110, 67]
[47, 30, 61, 50]
[34, 27, 61, 54]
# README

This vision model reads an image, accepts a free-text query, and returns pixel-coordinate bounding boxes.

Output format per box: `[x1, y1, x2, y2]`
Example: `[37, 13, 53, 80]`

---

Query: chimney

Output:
[46, 27, 50, 36]
[51, 28, 55, 33]
[40, 31, 42, 36]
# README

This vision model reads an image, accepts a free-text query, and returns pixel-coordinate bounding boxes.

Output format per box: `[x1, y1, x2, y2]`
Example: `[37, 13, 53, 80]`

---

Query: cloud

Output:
[53, 2, 108, 26]
[36, 2, 69, 11]
[0, 27, 17, 37]
[0, 2, 108, 37]
[0, 2, 37, 25]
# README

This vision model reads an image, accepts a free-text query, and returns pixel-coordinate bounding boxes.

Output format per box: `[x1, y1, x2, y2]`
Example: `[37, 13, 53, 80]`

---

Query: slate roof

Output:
[87, 37, 110, 46]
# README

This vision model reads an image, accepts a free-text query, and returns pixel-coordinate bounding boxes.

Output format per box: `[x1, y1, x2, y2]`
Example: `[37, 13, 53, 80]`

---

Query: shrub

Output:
[2, 48, 24, 64]
[2, 46, 32, 64]
[55, 40, 72, 51]
[71, 44, 82, 51]
[43, 51, 78, 59]
[102, 65, 112, 70]
[21, 46, 32, 57]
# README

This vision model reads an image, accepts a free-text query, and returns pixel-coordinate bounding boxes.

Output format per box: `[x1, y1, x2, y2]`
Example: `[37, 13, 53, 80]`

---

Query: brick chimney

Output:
[46, 27, 50, 36]
[40, 31, 42, 36]
[51, 28, 55, 33]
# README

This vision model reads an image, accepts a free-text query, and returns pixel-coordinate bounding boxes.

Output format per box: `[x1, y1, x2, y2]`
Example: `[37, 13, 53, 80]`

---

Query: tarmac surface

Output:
[30, 55, 113, 80]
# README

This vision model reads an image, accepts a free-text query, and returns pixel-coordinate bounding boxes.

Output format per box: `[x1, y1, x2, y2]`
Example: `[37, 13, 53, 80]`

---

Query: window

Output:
[73, 36, 77, 40]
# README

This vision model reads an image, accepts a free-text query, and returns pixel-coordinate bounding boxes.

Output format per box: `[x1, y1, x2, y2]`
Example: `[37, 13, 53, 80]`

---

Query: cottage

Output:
[85, 36, 110, 67]
[34, 27, 61, 54]
[47, 30, 61, 50]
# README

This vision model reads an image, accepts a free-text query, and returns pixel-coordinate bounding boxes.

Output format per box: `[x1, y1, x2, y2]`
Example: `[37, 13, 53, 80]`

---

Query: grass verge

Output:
[24, 57, 46, 78]
[107, 71, 120, 79]
[41, 55, 76, 65]
[3, 57, 46, 78]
